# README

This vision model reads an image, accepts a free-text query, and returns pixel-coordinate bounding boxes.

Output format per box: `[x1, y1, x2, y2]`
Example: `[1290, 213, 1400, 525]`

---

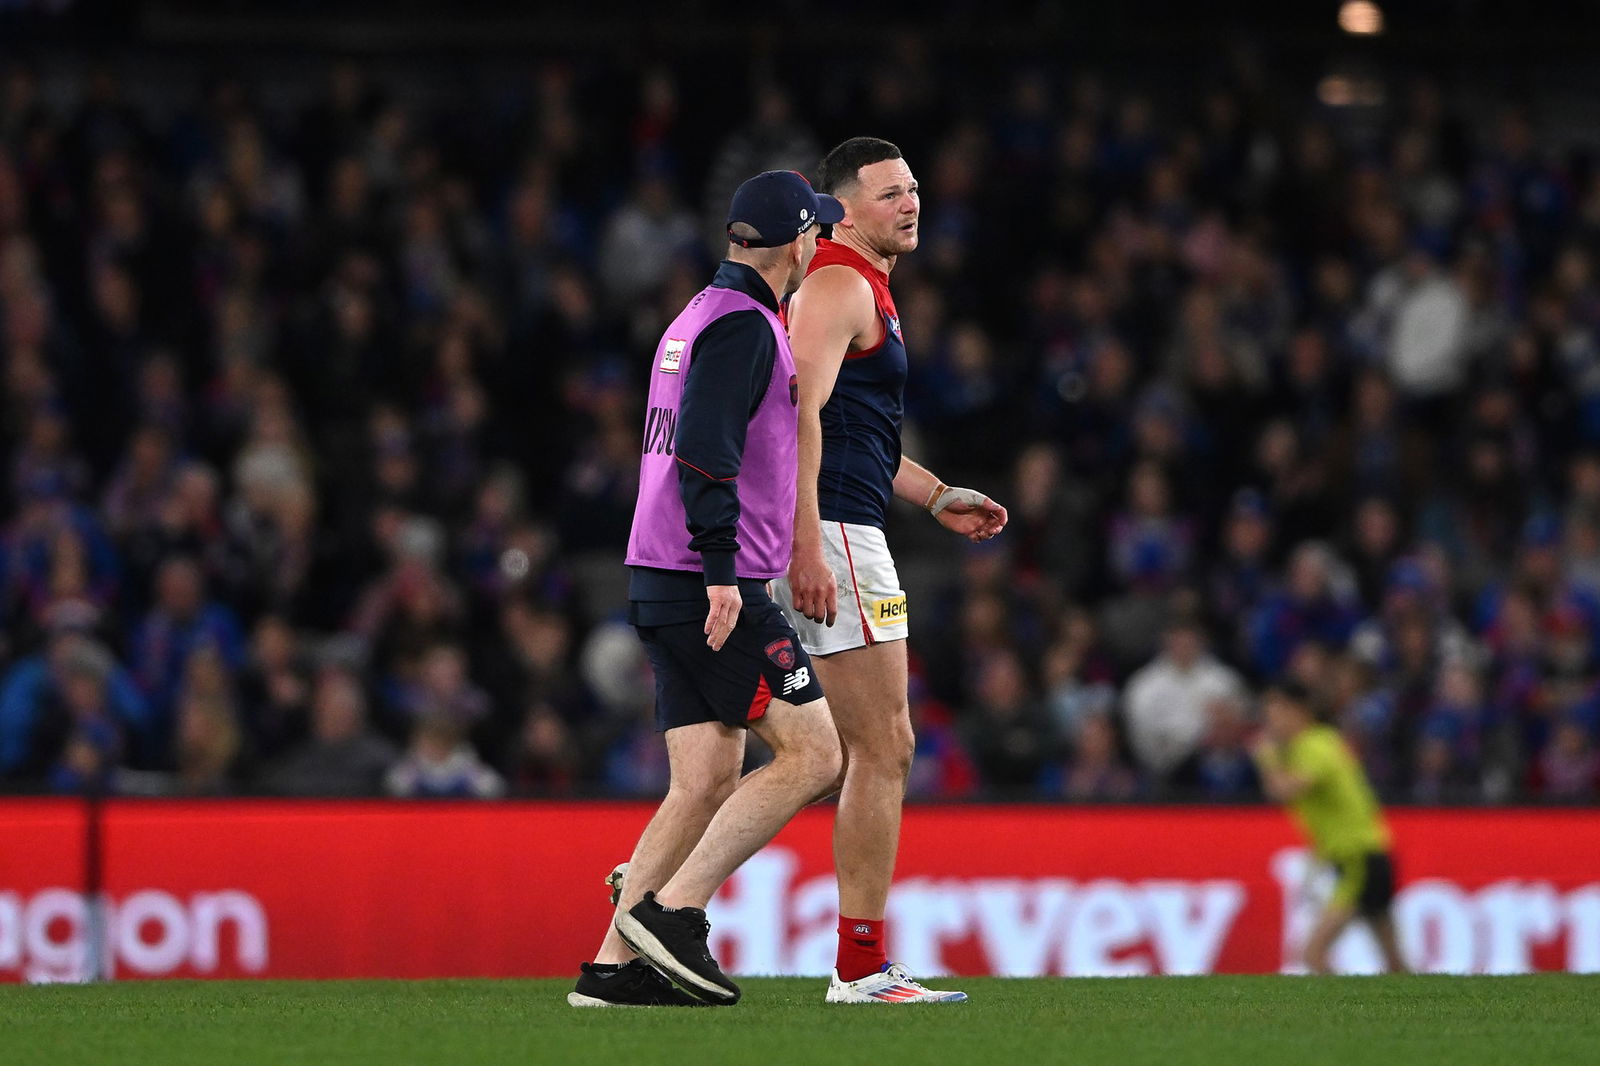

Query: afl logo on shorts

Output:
[765, 638, 796, 670]
[789, 373, 798, 406]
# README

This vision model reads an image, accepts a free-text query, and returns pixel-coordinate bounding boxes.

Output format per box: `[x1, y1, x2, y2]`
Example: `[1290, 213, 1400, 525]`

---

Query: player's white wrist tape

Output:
[928, 485, 988, 516]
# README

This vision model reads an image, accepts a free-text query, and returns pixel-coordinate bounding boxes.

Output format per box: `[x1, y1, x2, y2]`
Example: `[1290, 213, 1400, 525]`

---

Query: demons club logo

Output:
[765, 638, 796, 670]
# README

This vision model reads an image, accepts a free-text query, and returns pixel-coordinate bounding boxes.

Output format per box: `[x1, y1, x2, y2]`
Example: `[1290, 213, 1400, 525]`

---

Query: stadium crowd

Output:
[2, 43, 1600, 802]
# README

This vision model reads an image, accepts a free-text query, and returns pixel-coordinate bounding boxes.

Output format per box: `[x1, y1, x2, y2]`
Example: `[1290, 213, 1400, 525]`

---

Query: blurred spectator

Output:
[1205, 489, 1276, 652]
[1247, 541, 1361, 678]
[3, 43, 1600, 801]
[506, 701, 582, 794]
[263, 666, 397, 797]
[42, 640, 127, 794]
[101, 424, 176, 540]
[958, 651, 1059, 793]
[236, 614, 311, 759]
[701, 82, 820, 255]
[170, 686, 243, 795]
[1533, 715, 1599, 800]
[905, 681, 980, 800]
[1123, 616, 1246, 781]
[0, 633, 152, 777]
[388, 642, 489, 736]
[128, 555, 246, 727]
[1186, 692, 1257, 799]
[1006, 442, 1094, 596]
[600, 697, 673, 797]
[596, 172, 697, 308]
[1107, 460, 1194, 591]
[1410, 658, 1488, 802]
[385, 712, 505, 799]
[1379, 248, 1472, 405]
[1041, 608, 1117, 739]
[1053, 710, 1141, 801]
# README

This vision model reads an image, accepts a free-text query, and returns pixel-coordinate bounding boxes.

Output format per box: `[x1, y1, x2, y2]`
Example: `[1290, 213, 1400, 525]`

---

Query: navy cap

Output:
[727, 170, 844, 249]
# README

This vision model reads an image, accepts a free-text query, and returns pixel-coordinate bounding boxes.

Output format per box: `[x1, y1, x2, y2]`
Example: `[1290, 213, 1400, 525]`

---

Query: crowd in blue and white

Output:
[2, 43, 1599, 802]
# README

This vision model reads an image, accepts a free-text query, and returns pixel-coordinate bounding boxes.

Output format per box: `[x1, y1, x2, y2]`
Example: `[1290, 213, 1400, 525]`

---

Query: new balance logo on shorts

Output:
[780, 667, 811, 695]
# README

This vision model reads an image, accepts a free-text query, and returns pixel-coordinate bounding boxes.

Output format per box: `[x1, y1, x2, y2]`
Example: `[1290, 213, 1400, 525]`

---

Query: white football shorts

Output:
[771, 521, 908, 656]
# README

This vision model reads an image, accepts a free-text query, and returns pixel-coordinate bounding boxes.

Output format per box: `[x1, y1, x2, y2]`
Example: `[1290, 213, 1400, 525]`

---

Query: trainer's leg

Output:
[653, 697, 841, 909]
[592, 721, 745, 964]
[815, 640, 913, 922]
[1303, 902, 1355, 974]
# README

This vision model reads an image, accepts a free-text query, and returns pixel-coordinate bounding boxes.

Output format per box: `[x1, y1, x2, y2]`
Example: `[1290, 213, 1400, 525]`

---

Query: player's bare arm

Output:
[891, 456, 1008, 544]
[786, 263, 878, 626]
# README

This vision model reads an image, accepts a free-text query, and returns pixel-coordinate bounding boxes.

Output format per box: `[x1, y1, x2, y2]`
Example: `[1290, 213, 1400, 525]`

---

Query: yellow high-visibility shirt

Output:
[1280, 725, 1391, 859]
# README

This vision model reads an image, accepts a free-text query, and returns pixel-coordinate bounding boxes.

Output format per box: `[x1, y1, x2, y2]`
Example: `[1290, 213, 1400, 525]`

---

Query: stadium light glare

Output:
[1338, 0, 1384, 35]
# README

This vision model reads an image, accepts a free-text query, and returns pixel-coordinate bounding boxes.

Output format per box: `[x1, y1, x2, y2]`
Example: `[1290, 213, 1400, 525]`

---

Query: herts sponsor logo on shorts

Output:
[765, 638, 796, 671]
[873, 595, 908, 626]
[659, 338, 687, 374]
[780, 666, 811, 695]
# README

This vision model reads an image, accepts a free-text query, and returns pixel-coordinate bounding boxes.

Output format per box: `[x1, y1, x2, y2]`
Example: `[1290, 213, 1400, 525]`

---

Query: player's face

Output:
[842, 157, 919, 258]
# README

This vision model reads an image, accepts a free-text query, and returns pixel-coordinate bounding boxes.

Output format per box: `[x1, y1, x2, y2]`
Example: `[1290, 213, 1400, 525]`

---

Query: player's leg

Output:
[780, 523, 964, 1002]
[590, 720, 744, 965]
[617, 694, 839, 1001]
[818, 640, 912, 945]
[818, 644, 965, 1003]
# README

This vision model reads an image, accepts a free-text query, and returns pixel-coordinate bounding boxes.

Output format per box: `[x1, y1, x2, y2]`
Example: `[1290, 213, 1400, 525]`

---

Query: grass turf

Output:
[1, 975, 1597, 1066]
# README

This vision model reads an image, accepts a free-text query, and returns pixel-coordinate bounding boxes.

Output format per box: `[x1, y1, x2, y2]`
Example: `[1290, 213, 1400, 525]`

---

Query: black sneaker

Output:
[566, 960, 707, 1007]
[614, 891, 741, 1004]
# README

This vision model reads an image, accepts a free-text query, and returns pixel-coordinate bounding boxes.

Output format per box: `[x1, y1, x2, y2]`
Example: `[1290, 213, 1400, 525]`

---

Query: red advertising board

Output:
[1, 800, 1597, 982]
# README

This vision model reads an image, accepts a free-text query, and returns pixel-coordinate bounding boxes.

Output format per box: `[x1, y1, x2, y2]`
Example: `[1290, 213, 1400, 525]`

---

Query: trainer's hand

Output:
[704, 584, 742, 651]
[787, 542, 837, 627]
[931, 486, 1009, 544]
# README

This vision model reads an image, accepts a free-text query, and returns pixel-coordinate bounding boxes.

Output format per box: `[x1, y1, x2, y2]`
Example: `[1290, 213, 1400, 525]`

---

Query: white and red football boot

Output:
[825, 962, 968, 1004]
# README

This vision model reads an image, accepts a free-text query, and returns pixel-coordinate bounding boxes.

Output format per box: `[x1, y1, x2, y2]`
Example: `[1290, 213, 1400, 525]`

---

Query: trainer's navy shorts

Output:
[636, 595, 825, 731]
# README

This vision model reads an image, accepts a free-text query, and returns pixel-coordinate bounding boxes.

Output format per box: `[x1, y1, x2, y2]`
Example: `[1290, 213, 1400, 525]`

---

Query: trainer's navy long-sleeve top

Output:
[673, 260, 781, 584]
[628, 260, 784, 624]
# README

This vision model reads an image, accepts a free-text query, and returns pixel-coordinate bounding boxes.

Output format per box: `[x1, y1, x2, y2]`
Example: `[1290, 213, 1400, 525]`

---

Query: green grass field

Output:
[2, 976, 1597, 1066]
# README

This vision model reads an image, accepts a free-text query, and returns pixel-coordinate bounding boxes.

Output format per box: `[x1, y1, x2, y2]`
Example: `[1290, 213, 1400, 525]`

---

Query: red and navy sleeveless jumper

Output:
[800, 238, 908, 531]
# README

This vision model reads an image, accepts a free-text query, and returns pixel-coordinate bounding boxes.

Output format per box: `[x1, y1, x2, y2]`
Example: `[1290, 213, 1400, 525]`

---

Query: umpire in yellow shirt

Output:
[1252, 679, 1408, 974]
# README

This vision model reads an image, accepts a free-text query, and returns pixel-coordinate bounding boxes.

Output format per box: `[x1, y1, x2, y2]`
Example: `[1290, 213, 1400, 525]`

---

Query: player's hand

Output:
[932, 487, 1008, 544]
[704, 584, 742, 651]
[788, 541, 837, 627]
